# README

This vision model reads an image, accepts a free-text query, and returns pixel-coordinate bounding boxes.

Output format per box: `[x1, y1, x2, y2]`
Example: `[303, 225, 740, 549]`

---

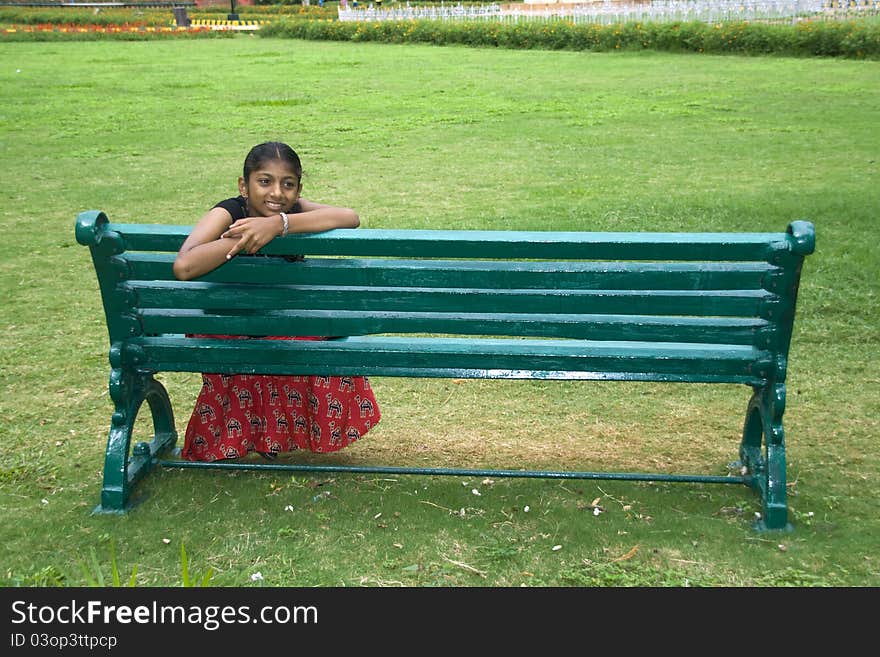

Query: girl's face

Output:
[239, 158, 302, 217]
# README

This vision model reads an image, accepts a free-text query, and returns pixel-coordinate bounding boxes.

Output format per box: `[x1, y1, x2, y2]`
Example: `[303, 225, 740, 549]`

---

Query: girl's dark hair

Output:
[242, 142, 302, 181]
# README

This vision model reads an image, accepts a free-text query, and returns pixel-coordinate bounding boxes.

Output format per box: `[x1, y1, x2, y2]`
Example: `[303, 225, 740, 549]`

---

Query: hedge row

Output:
[260, 17, 880, 58]
[0, 27, 233, 40]
[0, 5, 335, 25]
[201, 5, 338, 19]
[0, 8, 175, 26]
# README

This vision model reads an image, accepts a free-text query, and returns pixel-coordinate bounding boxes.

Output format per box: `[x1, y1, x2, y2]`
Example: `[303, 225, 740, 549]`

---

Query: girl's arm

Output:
[173, 207, 242, 281]
[221, 198, 361, 245]
[173, 200, 360, 281]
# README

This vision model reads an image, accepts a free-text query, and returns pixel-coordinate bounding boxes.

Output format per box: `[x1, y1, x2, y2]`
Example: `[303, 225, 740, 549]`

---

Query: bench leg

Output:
[739, 384, 792, 531]
[93, 368, 177, 514]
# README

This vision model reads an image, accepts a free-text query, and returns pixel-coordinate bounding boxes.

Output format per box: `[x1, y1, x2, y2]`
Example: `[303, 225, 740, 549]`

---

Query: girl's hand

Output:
[221, 215, 282, 259]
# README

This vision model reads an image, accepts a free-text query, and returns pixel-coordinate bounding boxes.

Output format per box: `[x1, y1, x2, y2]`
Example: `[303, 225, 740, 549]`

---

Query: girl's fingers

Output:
[223, 218, 271, 258]
[226, 236, 247, 260]
[223, 219, 249, 238]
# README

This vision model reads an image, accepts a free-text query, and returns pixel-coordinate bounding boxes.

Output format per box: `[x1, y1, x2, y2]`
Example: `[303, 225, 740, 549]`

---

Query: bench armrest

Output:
[75, 210, 111, 247]
[787, 220, 815, 256]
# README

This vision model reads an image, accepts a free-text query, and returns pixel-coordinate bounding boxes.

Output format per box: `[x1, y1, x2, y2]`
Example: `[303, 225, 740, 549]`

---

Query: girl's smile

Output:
[239, 159, 302, 217]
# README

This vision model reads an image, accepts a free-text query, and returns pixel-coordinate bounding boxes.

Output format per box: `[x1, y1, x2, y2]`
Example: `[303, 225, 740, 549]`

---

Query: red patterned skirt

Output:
[180, 336, 381, 462]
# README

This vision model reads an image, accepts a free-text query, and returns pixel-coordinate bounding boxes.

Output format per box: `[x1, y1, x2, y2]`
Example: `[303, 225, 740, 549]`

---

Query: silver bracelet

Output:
[279, 212, 289, 237]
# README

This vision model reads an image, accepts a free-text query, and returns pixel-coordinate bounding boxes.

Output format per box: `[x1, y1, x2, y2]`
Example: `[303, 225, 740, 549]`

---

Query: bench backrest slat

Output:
[134, 335, 765, 383]
[109, 224, 792, 261]
[124, 253, 774, 291]
[139, 309, 768, 345]
[127, 280, 770, 318]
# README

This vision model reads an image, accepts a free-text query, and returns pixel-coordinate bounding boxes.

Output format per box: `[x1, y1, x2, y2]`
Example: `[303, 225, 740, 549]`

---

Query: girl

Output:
[173, 141, 381, 461]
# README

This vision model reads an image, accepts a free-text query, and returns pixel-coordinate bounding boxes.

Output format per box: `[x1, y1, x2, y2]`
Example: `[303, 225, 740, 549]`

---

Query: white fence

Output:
[337, 0, 880, 24]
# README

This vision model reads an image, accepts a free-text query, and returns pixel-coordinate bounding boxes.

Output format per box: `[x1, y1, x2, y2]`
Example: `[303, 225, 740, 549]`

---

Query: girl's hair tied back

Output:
[243, 141, 302, 180]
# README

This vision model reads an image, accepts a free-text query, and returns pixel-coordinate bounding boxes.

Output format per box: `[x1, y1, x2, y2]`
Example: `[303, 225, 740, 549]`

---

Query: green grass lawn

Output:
[0, 38, 878, 586]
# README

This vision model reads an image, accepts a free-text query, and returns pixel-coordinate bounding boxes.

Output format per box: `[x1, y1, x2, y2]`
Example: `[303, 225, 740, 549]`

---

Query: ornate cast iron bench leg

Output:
[94, 349, 177, 513]
[740, 383, 792, 531]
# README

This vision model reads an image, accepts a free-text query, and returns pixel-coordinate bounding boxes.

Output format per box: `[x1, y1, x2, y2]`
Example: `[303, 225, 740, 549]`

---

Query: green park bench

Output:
[76, 211, 815, 530]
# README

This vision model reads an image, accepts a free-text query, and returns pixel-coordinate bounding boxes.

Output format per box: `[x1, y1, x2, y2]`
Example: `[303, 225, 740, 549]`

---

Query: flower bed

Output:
[0, 22, 229, 39]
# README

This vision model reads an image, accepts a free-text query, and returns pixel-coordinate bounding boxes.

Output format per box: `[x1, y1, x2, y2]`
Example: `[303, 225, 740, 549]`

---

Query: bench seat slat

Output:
[128, 281, 771, 316]
[124, 253, 774, 291]
[132, 336, 767, 383]
[110, 224, 786, 261]
[139, 309, 768, 345]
